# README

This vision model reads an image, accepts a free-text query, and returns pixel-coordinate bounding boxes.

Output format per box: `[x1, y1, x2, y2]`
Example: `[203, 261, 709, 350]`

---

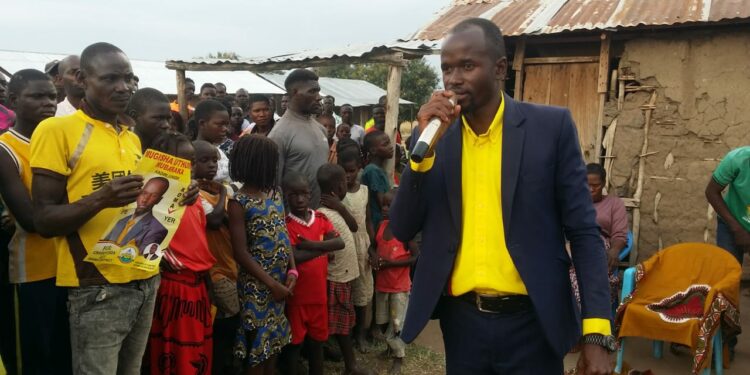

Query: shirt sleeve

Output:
[318, 214, 339, 237]
[30, 119, 71, 176]
[582, 318, 612, 336]
[268, 131, 286, 188]
[608, 196, 629, 245]
[410, 154, 435, 173]
[712, 148, 743, 186]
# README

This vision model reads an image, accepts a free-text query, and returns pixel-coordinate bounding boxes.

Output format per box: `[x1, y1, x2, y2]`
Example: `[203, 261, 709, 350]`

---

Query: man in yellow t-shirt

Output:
[0, 69, 71, 375]
[390, 19, 613, 374]
[30, 43, 161, 375]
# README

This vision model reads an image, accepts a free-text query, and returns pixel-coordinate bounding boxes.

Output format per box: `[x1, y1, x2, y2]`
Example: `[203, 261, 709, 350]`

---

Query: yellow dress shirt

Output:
[410, 96, 610, 336]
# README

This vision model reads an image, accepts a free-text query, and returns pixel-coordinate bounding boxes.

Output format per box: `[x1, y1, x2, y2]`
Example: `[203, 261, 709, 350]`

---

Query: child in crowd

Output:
[317, 164, 374, 375]
[362, 130, 394, 231]
[283, 172, 345, 375]
[336, 123, 352, 142]
[195, 99, 232, 184]
[228, 135, 295, 375]
[193, 140, 241, 375]
[319, 114, 338, 163]
[338, 149, 375, 353]
[148, 133, 217, 375]
[372, 188, 419, 375]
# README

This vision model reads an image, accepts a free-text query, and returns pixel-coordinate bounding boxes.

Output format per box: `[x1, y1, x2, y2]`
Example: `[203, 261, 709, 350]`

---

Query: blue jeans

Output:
[716, 218, 745, 265]
[67, 275, 160, 375]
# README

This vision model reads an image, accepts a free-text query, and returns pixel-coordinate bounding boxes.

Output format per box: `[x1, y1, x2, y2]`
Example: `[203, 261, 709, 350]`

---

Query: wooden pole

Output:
[594, 32, 610, 163]
[176, 69, 188, 123]
[512, 38, 526, 100]
[630, 91, 658, 265]
[384, 55, 404, 183]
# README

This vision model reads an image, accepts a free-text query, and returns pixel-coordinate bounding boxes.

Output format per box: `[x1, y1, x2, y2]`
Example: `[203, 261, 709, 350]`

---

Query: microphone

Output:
[410, 98, 455, 163]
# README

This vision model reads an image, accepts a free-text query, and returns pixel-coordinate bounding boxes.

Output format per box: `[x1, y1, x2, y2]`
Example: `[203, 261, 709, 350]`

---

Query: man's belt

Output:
[458, 292, 532, 314]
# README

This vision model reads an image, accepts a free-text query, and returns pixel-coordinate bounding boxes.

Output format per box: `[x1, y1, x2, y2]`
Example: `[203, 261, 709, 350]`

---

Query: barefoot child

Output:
[283, 172, 345, 375]
[338, 150, 375, 353]
[228, 135, 295, 375]
[193, 140, 240, 375]
[373, 189, 419, 375]
[148, 133, 217, 375]
[317, 164, 374, 375]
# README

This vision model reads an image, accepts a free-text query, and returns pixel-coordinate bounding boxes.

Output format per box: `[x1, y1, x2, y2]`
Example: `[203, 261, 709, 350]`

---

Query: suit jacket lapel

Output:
[502, 93, 526, 227]
[442, 119, 463, 234]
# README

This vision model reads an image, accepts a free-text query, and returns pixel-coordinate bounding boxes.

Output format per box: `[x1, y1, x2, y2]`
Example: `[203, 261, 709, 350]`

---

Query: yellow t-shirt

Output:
[30, 110, 158, 287]
[0, 129, 57, 283]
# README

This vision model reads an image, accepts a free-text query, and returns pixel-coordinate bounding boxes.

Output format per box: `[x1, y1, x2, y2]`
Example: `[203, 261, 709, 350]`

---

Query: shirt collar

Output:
[77, 99, 132, 130]
[287, 209, 316, 227]
[461, 94, 505, 144]
[8, 128, 30, 143]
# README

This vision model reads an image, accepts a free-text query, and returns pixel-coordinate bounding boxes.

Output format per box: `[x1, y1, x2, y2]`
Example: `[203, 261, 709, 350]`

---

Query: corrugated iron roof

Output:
[166, 41, 439, 69]
[260, 73, 413, 107]
[0, 50, 283, 94]
[412, 0, 750, 40]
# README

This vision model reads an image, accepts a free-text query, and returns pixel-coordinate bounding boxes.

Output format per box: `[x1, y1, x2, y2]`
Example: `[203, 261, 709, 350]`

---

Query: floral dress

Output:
[233, 192, 291, 366]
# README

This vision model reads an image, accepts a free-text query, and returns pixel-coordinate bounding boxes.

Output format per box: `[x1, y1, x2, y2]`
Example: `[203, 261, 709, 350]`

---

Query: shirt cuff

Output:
[409, 154, 435, 173]
[582, 318, 612, 336]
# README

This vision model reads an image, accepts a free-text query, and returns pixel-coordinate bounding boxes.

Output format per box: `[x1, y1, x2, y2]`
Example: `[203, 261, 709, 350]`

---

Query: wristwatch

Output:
[581, 334, 618, 353]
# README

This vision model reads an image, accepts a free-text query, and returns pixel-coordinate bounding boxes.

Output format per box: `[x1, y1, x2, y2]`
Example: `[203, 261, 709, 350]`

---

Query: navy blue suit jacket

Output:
[390, 93, 611, 357]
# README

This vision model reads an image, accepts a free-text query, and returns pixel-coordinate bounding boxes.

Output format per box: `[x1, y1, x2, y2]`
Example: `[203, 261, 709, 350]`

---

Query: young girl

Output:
[373, 188, 419, 375]
[361, 130, 394, 232]
[227, 134, 296, 375]
[338, 147, 375, 353]
[148, 132, 217, 375]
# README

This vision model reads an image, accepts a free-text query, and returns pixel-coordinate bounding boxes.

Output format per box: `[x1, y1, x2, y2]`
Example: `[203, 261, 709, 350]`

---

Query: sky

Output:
[2, 0, 450, 62]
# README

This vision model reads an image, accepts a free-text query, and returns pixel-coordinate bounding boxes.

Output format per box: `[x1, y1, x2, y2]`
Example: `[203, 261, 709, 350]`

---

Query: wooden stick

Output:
[630, 91, 658, 265]
[594, 33, 610, 163]
[384, 60, 403, 184]
[176, 69, 188, 123]
[513, 38, 526, 100]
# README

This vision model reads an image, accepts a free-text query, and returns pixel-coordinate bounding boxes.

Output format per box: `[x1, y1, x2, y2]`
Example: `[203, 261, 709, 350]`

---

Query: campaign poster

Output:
[85, 149, 191, 272]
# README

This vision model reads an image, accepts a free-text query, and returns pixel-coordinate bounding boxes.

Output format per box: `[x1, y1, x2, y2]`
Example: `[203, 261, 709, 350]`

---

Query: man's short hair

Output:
[215, 82, 226, 88]
[8, 69, 52, 96]
[451, 18, 506, 59]
[186, 77, 195, 84]
[200, 83, 216, 92]
[317, 163, 345, 194]
[248, 94, 270, 106]
[127, 88, 169, 116]
[194, 99, 228, 122]
[373, 104, 385, 111]
[80, 42, 125, 74]
[145, 176, 170, 194]
[284, 69, 319, 92]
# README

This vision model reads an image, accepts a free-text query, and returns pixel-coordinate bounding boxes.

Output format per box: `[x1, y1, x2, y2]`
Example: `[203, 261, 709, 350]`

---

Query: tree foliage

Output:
[205, 51, 240, 60]
[316, 58, 439, 109]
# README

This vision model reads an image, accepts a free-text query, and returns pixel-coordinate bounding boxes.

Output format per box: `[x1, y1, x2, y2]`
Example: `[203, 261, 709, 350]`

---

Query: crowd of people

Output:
[0, 42, 413, 375]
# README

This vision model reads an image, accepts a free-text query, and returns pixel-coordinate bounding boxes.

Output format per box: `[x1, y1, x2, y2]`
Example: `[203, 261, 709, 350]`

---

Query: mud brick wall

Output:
[607, 29, 750, 273]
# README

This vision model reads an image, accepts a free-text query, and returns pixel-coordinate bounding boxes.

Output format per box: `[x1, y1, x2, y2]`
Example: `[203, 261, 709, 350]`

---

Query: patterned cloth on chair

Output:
[615, 243, 741, 374]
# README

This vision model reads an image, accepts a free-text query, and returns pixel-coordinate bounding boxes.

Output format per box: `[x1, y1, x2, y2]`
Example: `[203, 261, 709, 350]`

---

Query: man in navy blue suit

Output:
[391, 18, 614, 374]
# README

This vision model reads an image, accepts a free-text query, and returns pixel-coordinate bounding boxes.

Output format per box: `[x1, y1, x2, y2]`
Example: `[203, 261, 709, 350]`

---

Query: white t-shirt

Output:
[55, 98, 77, 117]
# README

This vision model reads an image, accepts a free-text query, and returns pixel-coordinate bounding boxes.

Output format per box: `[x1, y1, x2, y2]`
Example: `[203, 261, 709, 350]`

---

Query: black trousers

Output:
[438, 296, 563, 375]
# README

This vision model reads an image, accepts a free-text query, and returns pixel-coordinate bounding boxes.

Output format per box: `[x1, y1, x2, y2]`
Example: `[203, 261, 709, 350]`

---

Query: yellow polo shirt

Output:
[411, 97, 610, 335]
[0, 129, 57, 283]
[30, 110, 159, 287]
